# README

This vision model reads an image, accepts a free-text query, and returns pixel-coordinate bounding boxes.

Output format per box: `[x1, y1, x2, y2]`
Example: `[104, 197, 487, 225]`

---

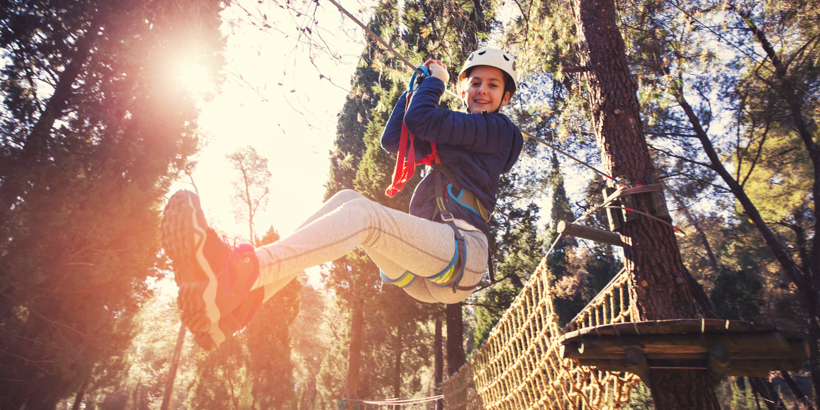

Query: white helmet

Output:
[458, 47, 518, 96]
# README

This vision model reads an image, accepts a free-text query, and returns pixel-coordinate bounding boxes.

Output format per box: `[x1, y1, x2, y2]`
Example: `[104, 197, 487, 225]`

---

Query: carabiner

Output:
[407, 65, 431, 92]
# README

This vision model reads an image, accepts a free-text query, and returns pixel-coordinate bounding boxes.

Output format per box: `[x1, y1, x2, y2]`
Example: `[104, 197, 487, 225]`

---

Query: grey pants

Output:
[253, 189, 488, 304]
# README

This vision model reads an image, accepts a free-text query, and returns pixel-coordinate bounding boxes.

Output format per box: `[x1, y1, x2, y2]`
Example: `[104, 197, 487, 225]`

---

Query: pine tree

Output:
[319, 0, 495, 400]
[247, 226, 301, 409]
[571, 0, 720, 404]
[473, 164, 546, 347]
[610, 0, 820, 403]
[0, 1, 224, 407]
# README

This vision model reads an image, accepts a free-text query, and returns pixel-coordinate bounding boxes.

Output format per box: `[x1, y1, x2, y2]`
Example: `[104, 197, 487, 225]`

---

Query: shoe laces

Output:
[216, 236, 247, 284]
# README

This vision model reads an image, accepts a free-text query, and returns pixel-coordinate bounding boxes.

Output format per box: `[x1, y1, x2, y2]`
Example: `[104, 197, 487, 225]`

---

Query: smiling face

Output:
[461, 65, 511, 114]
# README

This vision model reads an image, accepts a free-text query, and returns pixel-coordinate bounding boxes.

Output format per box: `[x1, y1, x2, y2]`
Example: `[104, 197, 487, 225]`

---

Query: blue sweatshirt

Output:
[380, 76, 524, 238]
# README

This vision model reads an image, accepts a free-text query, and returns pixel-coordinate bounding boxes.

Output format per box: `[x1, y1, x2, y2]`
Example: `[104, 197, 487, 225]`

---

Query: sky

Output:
[169, 0, 372, 240]
[159, 0, 381, 291]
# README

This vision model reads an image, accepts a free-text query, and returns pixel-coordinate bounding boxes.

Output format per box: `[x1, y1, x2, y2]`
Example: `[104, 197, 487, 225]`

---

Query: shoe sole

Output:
[161, 190, 226, 349]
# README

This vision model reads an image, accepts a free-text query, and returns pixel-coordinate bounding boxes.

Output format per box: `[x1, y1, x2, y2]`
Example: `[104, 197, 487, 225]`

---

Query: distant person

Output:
[162, 47, 524, 350]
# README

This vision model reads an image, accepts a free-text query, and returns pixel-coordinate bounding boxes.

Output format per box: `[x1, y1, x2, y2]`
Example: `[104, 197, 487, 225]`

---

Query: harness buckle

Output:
[440, 211, 454, 222]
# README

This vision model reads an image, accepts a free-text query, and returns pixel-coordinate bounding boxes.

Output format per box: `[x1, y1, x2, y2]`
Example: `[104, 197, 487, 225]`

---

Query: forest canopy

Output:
[1, 0, 818, 408]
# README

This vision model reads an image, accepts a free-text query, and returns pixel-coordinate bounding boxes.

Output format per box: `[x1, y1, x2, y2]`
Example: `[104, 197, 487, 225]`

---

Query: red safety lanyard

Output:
[385, 91, 439, 197]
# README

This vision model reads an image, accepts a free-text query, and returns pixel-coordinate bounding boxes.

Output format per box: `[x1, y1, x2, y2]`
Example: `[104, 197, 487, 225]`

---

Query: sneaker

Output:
[161, 190, 260, 350]
[188, 287, 264, 350]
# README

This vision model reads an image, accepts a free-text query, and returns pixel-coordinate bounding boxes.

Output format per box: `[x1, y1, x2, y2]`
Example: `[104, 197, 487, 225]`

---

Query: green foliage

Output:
[61, 292, 199, 409]
[246, 229, 301, 409]
[291, 282, 332, 409]
[187, 337, 254, 410]
[318, 0, 496, 401]
[544, 159, 621, 327]
[472, 159, 547, 348]
[626, 383, 655, 409]
[710, 269, 762, 322]
[473, 281, 520, 347]
[245, 279, 301, 409]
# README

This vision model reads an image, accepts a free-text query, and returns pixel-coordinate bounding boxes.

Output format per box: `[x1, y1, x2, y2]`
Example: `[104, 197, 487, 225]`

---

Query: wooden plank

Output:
[565, 346, 807, 361]
[575, 332, 791, 356]
[576, 359, 803, 375]
[557, 221, 624, 247]
[560, 319, 780, 342]
[626, 347, 650, 383]
[732, 341, 808, 361]
[646, 175, 671, 221]
[707, 345, 731, 387]
[603, 187, 622, 232]
[576, 359, 628, 372]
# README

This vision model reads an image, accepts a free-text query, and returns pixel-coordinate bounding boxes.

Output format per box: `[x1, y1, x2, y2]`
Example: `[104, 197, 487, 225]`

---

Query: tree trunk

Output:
[70, 372, 92, 410]
[392, 325, 402, 410]
[242, 166, 255, 242]
[445, 303, 465, 376]
[133, 379, 141, 410]
[0, 11, 105, 216]
[434, 318, 444, 410]
[160, 324, 186, 410]
[573, 0, 719, 407]
[345, 296, 364, 408]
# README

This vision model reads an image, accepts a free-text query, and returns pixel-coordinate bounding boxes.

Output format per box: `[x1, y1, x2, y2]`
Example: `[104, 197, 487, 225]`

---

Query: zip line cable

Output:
[518, 130, 626, 186]
[326, 0, 421, 76]
[327, 0, 686, 233]
[325, 0, 685, 235]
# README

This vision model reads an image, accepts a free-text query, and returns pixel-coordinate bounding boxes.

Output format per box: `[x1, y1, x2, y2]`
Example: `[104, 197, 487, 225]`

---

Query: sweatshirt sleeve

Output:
[380, 92, 408, 154]
[403, 77, 516, 154]
[380, 90, 434, 160]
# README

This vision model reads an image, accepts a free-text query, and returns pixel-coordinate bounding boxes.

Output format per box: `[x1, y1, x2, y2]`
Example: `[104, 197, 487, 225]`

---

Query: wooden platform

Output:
[556, 319, 809, 385]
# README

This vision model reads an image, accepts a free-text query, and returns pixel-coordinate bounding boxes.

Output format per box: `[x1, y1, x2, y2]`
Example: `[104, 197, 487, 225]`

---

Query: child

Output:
[161, 47, 524, 350]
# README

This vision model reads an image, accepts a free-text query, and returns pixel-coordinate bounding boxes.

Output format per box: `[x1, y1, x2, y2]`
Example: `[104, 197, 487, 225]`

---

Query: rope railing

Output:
[340, 394, 444, 407]
[441, 257, 641, 409]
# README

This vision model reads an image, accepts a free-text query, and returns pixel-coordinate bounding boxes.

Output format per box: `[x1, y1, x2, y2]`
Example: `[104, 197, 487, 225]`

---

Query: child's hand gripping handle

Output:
[424, 59, 449, 84]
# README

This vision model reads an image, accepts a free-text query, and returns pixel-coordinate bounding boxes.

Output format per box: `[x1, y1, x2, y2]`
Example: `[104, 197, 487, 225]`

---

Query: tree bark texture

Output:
[573, 0, 719, 407]
[445, 303, 465, 377]
[434, 318, 444, 410]
[160, 324, 187, 410]
[345, 296, 364, 407]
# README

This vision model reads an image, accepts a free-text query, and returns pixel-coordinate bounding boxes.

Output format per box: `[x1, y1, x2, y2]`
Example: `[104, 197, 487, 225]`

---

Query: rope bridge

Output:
[441, 257, 640, 409]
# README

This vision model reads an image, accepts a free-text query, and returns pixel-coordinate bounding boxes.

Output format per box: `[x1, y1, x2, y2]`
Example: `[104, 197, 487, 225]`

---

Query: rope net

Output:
[441, 256, 641, 409]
